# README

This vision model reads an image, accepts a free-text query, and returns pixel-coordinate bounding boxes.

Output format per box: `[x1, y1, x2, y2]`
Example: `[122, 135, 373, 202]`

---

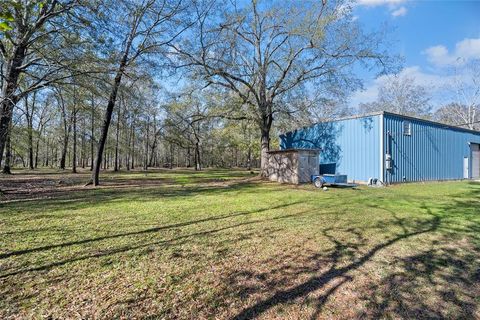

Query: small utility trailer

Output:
[311, 174, 358, 188]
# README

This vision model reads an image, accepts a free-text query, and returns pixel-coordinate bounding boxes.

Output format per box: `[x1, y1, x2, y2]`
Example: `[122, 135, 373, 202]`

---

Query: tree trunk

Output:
[144, 117, 149, 171]
[25, 95, 35, 170]
[259, 114, 273, 178]
[176, 147, 180, 168]
[81, 117, 86, 169]
[148, 139, 158, 167]
[131, 120, 135, 170]
[90, 94, 95, 171]
[235, 147, 238, 167]
[58, 91, 71, 170]
[148, 136, 158, 167]
[90, 43, 132, 185]
[126, 118, 131, 171]
[468, 104, 475, 130]
[45, 138, 50, 167]
[0, 45, 26, 166]
[60, 134, 69, 169]
[103, 149, 107, 170]
[114, 110, 120, 172]
[148, 115, 157, 167]
[54, 145, 58, 165]
[2, 122, 12, 174]
[148, 143, 156, 167]
[72, 103, 77, 173]
[35, 105, 47, 169]
[35, 136, 40, 169]
[260, 129, 270, 177]
[194, 141, 201, 171]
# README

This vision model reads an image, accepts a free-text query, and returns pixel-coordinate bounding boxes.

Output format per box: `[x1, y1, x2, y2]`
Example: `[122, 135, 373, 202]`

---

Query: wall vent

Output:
[403, 121, 412, 136]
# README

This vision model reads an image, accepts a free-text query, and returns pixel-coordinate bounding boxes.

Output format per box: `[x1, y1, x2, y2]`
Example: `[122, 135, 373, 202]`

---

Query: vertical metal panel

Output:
[280, 115, 381, 182]
[383, 113, 480, 183]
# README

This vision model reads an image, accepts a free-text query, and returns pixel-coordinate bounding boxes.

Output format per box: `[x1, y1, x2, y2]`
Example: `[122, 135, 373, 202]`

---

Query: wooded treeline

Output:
[1, 0, 478, 184]
[6, 82, 260, 173]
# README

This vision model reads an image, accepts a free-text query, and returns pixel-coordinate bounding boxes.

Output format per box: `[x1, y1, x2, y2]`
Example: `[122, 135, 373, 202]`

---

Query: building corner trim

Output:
[380, 113, 385, 183]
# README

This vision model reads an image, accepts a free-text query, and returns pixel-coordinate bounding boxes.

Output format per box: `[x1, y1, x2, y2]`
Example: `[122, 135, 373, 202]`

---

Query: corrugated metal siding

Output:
[383, 114, 480, 183]
[280, 115, 381, 182]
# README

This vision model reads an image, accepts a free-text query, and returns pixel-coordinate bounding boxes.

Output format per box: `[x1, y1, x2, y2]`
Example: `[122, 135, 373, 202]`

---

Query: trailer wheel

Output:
[313, 177, 323, 188]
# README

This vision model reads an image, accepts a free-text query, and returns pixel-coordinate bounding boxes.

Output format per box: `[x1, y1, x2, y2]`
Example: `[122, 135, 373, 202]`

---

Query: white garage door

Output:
[471, 143, 480, 179]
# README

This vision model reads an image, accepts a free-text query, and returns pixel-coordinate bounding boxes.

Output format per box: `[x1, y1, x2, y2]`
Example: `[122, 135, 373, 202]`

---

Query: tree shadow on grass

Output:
[0, 204, 314, 279]
[354, 193, 480, 319]
[356, 246, 479, 319]
[230, 212, 442, 320]
[228, 185, 480, 319]
[0, 180, 268, 216]
[0, 200, 303, 260]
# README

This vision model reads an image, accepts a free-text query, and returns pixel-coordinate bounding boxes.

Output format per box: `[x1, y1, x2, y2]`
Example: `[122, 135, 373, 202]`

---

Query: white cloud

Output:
[350, 82, 379, 104]
[391, 6, 407, 17]
[456, 38, 480, 59]
[423, 45, 452, 66]
[355, 0, 409, 17]
[356, 0, 406, 7]
[398, 66, 447, 87]
[423, 38, 480, 66]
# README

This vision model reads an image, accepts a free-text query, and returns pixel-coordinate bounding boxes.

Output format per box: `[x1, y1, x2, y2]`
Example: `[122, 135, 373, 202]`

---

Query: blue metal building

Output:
[280, 111, 480, 184]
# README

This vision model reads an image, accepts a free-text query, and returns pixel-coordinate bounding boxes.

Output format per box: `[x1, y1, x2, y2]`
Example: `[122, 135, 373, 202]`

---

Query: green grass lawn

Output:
[1, 169, 479, 319]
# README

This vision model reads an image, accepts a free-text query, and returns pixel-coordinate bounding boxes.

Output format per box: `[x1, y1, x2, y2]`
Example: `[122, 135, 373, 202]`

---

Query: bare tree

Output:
[442, 59, 480, 129]
[72, 83, 78, 173]
[55, 87, 72, 170]
[21, 92, 37, 169]
[359, 74, 432, 118]
[434, 103, 479, 129]
[88, 0, 191, 185]
[34, 98, 52, 168]
[170, 0, 393, 176]
[163, 100, 207, 171]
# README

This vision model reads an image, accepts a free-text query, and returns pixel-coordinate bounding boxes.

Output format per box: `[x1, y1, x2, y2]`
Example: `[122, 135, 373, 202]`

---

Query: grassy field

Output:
[1, 169, 479, 319]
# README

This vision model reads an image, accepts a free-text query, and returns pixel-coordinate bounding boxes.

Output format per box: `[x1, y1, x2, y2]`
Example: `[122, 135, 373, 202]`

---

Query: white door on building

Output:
[464, 157, 469, 179]
[471, 143, 480, 179]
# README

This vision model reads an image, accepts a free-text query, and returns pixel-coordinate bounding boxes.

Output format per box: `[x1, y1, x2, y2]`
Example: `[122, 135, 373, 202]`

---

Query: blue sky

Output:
[350, 0, 480, 108]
